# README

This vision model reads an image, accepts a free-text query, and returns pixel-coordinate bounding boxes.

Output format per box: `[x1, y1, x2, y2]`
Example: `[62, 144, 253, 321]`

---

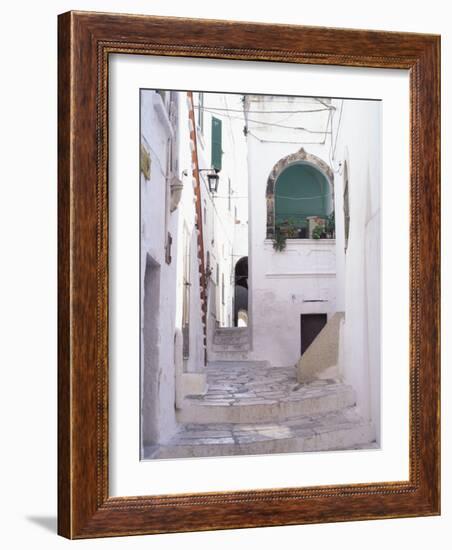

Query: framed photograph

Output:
[58, 11, 440, 538]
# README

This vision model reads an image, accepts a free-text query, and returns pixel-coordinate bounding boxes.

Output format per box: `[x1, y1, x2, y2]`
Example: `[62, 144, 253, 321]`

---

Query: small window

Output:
[165, 232, 172, 265]
[197, 92, 204, 133]
[343, 161, 350, 251]
[182, 227, 191, 358]
[211, 116, 222, 171]
[206, 250, 211, 279]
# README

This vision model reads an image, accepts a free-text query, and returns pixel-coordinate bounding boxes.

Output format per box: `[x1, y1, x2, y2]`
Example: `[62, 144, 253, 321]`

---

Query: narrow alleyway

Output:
[140, 90, 381, 459]
[145, 361, 376, 459]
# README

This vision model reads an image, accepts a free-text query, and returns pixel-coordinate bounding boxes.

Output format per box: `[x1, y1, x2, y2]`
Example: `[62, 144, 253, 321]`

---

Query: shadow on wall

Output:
[142, 254, 161, 449]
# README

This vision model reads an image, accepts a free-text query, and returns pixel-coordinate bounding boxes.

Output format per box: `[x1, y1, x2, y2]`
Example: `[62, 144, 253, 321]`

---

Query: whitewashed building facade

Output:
[140, 90, 381, 457]
[243, 95, 337, 368]
[331, 97, 381, 440]
[243, 94, 381, 443]
[140, 90, 248, 453]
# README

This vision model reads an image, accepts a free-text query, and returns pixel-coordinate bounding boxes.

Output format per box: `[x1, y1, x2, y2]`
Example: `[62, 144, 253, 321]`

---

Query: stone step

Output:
[149, 407, 377, 459]
[213, 328, 249, 345]
[214, 332, 248, 337]
[214, 328, 249, 335]
[212, 344, 250, 352]
[209, 360, 270, 368]
[213, 337, 250, 347]
[177, 380, 356, 424]
[208, 349, 251, 362]
[213, 335, 249, 342]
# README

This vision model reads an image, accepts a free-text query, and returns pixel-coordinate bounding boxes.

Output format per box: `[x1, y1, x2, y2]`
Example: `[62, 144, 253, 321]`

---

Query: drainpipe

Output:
[187, 92, 207, 365]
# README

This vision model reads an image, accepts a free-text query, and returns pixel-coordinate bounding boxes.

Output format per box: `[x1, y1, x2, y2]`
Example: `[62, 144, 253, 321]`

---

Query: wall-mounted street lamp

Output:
[169, 175, 184, 212]
[199, 168, 220, 194]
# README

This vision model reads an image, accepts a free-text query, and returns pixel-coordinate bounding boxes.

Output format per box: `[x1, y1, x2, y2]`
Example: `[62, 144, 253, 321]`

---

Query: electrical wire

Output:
[213, 195, 248, 199]
[245, 97, 333, 105]
[275, 192, 333, 200]
[200, 107, 331, 134]
[314, 98, 333, 108]
[328, 99, 344, 174]
[332, 100, 344, 159]
[198, 173, 234, 248]
[194, 105, 332, 114]
[246, 130, 326, 146]
[141, 136, 167, 178]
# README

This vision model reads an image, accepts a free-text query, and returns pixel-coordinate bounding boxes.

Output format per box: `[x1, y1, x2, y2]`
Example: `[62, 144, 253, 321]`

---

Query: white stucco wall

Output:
[173, 94, 205, 376]
[140, 90, 249, 447]
[194, 92, 249, 330]
[140, 90, 180, 446]
[244, 95, 337, 367]
[332, 98, 381, 442]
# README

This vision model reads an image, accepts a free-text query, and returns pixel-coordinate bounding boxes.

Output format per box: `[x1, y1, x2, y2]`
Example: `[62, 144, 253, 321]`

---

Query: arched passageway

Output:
[234, 256, 248, 326]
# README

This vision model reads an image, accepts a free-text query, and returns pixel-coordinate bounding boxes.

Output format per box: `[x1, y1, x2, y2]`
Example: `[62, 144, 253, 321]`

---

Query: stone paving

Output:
[153, 407, 377, 458]
[174, 407, 370, 446]
[185, 361, 342, 407]
[142, 361, 377, 459]
[157, 407, 372, 456]
[177, 362, 357, 424]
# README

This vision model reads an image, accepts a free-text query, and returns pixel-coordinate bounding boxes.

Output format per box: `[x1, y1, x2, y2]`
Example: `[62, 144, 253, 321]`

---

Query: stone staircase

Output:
[154, 408, 375, 458]
[144, 362, 377, 459]
[209, 327, 250, 361]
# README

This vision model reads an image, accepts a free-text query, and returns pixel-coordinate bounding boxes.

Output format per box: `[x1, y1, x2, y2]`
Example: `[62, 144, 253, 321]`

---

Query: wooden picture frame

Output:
[58, 10, 440, 538]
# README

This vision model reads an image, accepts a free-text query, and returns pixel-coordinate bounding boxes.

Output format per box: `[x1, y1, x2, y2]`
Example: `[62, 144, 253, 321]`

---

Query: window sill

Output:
[264, 238, 336, 246]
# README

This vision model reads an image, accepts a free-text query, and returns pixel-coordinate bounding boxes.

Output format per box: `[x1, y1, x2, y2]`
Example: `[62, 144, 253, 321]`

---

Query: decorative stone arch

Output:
[266, 148, 334, 238]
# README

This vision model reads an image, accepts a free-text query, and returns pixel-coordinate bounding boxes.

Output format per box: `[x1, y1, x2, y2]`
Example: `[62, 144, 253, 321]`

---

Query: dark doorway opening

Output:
[234, 256, 248, 326]
[300, 313, 327, 355]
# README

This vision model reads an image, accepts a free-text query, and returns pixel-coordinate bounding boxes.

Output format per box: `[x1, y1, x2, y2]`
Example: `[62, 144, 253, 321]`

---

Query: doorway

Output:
[300, 313, 327, 355]
[234, 256, 248, 326]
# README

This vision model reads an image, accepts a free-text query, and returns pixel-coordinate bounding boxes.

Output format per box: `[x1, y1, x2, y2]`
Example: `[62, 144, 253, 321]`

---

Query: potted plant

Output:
[278, 218, 299, 238]
[312, 224, 326, 239]
[325, 211, 335, 238]
[273, 218, 301, 251]
[272, 228, 287, 251]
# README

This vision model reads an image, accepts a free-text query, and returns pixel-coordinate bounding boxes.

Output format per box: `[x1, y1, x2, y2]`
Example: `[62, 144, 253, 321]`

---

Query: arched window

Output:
[266, 149, 334, 240]
[274, 163, 333, 239]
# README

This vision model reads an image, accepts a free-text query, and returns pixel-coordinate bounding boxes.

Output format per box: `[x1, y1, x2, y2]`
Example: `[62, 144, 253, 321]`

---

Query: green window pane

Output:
[211, 116, 222, 171]
[274, 164, 332, 238]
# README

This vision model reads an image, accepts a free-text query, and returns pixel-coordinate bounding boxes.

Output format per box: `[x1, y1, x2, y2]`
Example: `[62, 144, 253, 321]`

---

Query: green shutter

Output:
[211, 116, 222, 171]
